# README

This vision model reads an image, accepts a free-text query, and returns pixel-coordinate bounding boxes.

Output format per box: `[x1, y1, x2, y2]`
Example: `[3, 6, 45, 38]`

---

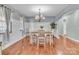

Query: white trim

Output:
[2, 35, 26, 50]
[66, 36, 79, 43]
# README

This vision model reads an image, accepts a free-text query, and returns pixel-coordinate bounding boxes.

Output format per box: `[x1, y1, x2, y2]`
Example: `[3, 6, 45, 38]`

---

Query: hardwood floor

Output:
[2, 36, 79, 55]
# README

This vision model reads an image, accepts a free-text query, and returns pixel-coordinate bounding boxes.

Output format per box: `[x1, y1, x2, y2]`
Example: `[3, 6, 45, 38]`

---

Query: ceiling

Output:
[7, 4, 69, 17]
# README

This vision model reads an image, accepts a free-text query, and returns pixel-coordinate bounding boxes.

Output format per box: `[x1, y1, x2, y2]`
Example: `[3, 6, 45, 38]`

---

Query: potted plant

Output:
[50, 22, 57, 29]
[40, 26, 43, 29]
[50, 22, 57, 34]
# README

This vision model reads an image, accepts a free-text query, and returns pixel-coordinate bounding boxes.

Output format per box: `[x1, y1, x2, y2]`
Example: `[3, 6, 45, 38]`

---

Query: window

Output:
[0, 21, 6, 33]
[0, 6, 6, 33]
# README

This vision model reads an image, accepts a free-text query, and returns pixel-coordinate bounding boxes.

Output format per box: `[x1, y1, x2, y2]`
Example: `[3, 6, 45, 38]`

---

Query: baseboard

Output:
[65, 36, 79, 43]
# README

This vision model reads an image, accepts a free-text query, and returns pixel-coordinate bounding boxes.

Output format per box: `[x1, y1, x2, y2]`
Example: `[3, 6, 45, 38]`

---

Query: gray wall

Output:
[57, 9, 79, 41]
[26, 16, 56, 22]
[9, 13, 22, 44]
[2, 12, 27, 49]
[66, 10, 79, 40]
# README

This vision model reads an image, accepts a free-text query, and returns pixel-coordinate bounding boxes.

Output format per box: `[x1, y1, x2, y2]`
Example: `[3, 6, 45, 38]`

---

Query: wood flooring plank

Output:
[2, 36, 79, 55]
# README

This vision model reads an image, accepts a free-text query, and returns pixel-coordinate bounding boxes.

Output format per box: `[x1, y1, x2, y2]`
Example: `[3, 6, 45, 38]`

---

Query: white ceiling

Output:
[7, 4, 68, 17]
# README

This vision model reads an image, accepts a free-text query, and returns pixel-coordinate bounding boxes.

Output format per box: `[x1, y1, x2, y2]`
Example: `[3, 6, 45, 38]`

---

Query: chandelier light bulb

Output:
[43, 17, 45, 19]
[35, 15, 39, 19]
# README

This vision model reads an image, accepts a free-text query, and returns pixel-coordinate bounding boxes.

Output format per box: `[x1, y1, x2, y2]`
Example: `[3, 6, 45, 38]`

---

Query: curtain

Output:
[4, 6, 11, 41]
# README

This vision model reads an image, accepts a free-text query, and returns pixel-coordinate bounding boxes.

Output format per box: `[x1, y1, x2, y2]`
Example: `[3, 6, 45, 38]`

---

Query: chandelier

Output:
[35, 9, 45, 22]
